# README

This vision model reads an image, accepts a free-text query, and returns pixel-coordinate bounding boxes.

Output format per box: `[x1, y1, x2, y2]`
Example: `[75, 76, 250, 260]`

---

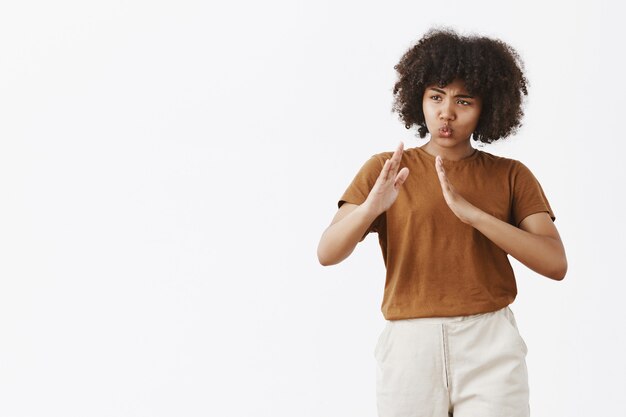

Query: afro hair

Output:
[391, 27, 529, 143]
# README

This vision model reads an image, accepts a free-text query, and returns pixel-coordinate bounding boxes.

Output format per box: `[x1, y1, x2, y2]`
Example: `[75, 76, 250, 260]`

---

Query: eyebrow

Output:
[429, 87, 475, 99]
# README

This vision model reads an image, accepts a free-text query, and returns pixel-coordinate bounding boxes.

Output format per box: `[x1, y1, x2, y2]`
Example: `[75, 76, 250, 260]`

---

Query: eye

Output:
[457, 99, 471, 106]
[430, 95, 441, 101]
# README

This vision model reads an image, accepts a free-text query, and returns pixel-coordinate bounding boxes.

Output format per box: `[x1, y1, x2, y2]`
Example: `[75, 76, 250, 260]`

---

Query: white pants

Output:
[374, 305, 530, 417]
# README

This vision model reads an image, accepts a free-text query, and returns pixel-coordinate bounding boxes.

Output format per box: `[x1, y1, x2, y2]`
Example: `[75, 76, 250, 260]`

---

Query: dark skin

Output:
[319, 78, 567, 280]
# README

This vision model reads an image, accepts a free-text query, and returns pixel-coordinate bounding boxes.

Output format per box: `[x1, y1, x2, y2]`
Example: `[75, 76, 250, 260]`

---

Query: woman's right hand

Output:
[363, 141, 410, 216]
[317, 141, 409, 266]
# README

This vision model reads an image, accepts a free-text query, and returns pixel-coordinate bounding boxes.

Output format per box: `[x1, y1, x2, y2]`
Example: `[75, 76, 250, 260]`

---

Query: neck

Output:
[421, 139, 475, 161]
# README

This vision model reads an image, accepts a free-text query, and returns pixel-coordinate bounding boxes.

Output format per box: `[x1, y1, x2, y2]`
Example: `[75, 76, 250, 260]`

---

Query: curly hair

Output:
[391, 27, 529, 143]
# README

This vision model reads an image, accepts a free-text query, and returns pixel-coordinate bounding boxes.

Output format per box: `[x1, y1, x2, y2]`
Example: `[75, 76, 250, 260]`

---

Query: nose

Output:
[438, 99, 456, 121]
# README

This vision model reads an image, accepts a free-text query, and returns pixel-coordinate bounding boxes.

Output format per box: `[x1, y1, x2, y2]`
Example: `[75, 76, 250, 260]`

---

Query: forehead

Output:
[426, 78, 469, 92]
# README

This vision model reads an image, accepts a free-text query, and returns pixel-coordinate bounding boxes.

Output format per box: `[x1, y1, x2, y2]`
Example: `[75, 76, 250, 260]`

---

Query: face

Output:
[422, 78, 482, 148]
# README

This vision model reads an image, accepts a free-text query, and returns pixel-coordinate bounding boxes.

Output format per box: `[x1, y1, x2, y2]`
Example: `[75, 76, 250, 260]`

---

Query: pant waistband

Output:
[391, 305, 509, 325]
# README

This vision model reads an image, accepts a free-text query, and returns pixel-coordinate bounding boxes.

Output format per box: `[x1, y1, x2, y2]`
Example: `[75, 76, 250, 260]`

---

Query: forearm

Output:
[317, 204, 380, 266]
[470, 211, 567, 280]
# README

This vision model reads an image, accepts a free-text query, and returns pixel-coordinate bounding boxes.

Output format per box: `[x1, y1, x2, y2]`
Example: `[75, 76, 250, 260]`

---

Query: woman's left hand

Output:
[435, 155, 483, 225]
[435, 156, 567, 280]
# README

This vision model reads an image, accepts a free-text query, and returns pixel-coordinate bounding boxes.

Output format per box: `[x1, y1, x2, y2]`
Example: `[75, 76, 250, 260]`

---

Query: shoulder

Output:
[348, 150, 392, 179]
[359, 150, 394, 170]
[371, 150, 394, 161]
[481, 151, 545, 192]
[476, 150, 530, 174]
[476, 149, 516, 165]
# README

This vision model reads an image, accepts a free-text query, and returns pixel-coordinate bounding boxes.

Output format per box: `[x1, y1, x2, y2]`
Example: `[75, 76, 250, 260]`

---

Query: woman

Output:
[317, 28, 567, 417]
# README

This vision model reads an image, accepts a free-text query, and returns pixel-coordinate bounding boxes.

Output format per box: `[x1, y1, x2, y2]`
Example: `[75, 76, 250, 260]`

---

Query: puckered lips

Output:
[438, 124, 453, 138]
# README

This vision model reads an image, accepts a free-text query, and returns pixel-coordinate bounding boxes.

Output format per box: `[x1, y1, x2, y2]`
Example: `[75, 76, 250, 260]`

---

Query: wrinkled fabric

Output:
[375, 305, 530, 417]
[339, 146, 555, 320]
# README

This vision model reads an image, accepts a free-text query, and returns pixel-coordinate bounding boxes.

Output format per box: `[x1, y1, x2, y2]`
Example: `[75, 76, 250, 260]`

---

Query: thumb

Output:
[394, 167, 409, 189]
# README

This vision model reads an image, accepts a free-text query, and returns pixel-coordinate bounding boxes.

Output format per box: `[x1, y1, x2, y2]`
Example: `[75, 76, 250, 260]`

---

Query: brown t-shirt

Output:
[338, 146, 555, 320]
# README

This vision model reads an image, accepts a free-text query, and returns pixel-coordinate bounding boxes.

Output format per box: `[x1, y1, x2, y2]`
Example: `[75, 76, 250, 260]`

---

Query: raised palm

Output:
[364, 142, 410, 215]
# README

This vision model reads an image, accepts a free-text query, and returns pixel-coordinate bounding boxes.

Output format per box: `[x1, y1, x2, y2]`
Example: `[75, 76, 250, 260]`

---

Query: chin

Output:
[432, 136, 460, 145]
[434, 134, 470, 143]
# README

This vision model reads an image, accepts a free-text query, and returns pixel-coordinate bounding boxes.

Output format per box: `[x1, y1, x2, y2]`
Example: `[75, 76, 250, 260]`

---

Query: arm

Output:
[435, 156, 567, 280]
[470, 211, 567, 280]
[316, 203, 380, 266]
[317, 142, 410, 266]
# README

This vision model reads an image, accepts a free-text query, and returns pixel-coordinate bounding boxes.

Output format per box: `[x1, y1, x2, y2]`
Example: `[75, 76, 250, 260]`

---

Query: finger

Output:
[394, 141, 404, 159]
[435, 156, 445, 177]
[389, 141, 404, 177]
[394, 167, 409, 189]
[395, 141, 404, 163]
[380, 159, 391, 181]
[435, 156, 450, 192]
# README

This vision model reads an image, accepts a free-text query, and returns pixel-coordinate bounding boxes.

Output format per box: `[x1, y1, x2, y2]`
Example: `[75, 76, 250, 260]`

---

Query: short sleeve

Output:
[511, 161, 556, 227]
[337, 154, 386, 239]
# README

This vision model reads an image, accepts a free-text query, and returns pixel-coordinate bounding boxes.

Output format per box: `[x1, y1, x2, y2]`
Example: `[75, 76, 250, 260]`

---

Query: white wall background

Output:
[1, 0, 624, 416]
